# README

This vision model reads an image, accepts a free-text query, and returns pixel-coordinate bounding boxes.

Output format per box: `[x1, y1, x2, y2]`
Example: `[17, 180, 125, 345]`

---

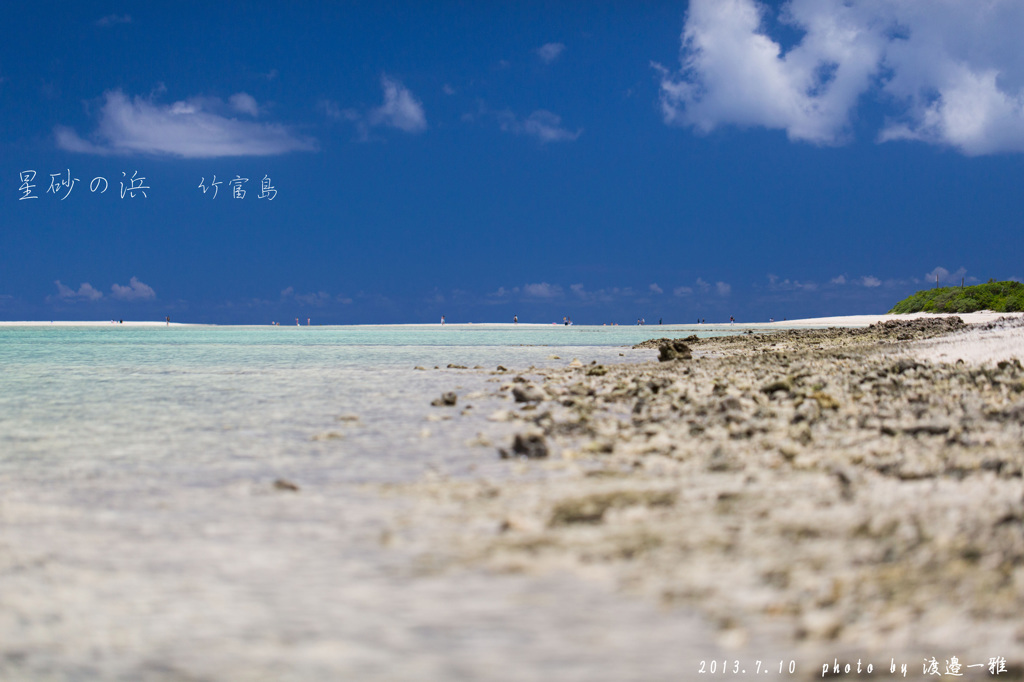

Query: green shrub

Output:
[889, 281, 1024, 314]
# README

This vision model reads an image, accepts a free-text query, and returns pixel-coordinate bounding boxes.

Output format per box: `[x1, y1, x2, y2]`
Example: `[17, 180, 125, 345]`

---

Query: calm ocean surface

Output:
[0, 324, 748, 481]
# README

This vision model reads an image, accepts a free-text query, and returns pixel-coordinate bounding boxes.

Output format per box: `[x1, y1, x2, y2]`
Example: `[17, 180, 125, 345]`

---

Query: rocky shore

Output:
[386, 318, 1024, 676]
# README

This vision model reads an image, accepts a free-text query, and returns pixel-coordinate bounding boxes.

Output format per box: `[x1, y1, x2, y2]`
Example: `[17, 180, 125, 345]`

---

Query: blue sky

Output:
[3, 0, 1023, 324]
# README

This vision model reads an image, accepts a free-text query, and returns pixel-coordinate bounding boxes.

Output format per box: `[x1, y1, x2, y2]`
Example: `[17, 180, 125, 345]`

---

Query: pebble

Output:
[430, 392, 458, 407]
[273, 478, 300, 492]
[512, 384, 547, 403]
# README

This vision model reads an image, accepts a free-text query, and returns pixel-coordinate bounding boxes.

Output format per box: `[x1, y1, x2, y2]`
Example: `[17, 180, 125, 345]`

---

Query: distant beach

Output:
[2, 310, 1019, 327]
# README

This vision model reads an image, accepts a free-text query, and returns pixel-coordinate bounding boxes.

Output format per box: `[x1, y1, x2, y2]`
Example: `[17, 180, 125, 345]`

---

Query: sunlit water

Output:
[0, 324, 755, 681]
[0, 324, 749, 481]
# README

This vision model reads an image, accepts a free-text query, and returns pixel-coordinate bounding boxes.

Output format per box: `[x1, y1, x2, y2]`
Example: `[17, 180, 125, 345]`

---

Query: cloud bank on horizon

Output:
[49, 277, 156, 303]
[656, 0, 1024, 155]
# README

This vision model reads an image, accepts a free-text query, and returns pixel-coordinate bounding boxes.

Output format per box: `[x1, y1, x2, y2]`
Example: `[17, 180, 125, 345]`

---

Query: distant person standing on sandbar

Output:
[514, 315, 518, 324]
[441, 315, 445, 325]
[165, 316, 169, 326]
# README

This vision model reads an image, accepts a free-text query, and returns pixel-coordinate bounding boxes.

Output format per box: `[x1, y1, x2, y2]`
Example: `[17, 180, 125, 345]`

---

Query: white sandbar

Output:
[773, 311, 1024, 327]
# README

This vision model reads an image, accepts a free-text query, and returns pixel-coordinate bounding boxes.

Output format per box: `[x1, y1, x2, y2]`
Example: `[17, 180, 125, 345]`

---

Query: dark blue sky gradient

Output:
[3, 1, 1022, 323]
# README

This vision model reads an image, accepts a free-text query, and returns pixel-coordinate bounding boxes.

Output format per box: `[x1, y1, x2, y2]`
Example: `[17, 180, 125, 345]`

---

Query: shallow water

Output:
[0, 324, 746, 480]
[0, 325, 738, 680]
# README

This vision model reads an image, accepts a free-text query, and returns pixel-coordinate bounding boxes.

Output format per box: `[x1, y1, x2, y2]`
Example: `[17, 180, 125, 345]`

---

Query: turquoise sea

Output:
[0, 323, 751, 480]
[0, 323, 755, 681]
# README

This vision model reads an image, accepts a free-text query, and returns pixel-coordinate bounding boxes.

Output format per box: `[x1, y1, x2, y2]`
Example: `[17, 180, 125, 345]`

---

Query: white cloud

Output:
[95, 14, 131, 27]
[498, 109, 582, 143]
[830, 274, 847, 285]
[110, 276, 156, 301]
[649, 283, 664, 294]
[442, 84, 456, 95]
[536, 42, 566, 64]
[51, 280, 103, 302]
[564, 283, 639, 302]
[523, 282, 563, 298]
[331, 76, 427, 139]
[295, 291, 333, 306]
[55, 90, 316, 158]
[369, 75, 427, 133]
[676, 278, 730, 296]
[281, 286, 351, 306]
[925, 266, 968, 285]
[318, 99, 359, 122]
[228, 92, 259, 117]
[861, 275, 882, 287]
[657, 0, 1024, 154]
[605, 287, 635, 300]
[767, 274, 818, 291]
[656, 0, 883, 145]
[874, 3, 1024, 155]
[491, 282, 654, 303]
[169, 101, 197, 115]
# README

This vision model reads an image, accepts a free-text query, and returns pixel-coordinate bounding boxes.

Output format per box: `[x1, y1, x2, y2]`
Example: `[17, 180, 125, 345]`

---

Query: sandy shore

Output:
[388, 316, 1024, 677]
[915, 317, 1024, 365]
[775, 311, 1024, 327]
[4, 312, 1021, 327]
